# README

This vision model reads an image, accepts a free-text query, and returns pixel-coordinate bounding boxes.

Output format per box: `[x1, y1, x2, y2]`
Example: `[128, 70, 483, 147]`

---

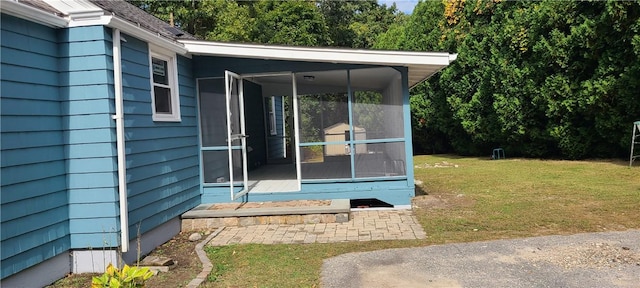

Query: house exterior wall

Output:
[60, 25, 121, 249]
[1, 13, 202, 282]
[119, 33, 200, 242]
[1, 13, 71, 280]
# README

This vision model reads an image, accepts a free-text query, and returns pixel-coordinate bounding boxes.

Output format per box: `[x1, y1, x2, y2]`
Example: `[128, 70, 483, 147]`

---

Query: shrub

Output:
[91, 263, 153, 288]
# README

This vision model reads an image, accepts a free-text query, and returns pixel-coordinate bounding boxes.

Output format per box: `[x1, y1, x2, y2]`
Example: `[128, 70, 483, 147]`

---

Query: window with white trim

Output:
[268, 96, 277, 136]
[150, 49, 181, 122]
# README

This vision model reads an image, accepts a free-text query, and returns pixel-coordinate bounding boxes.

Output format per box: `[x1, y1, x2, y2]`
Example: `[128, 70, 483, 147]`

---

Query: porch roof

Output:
[179, 40, 457, 88]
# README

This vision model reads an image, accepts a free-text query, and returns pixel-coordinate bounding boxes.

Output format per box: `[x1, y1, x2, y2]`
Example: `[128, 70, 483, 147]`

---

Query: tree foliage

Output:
[379, 0, 640, 159]
[128, 0, 403, 47]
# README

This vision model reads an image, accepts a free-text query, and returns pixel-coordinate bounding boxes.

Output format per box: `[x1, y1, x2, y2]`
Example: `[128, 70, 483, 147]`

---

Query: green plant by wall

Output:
[91, 263, 154, 288]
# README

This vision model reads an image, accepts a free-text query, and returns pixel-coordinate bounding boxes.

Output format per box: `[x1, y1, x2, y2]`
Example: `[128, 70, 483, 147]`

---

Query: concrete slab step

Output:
[181, 199, 351, 232]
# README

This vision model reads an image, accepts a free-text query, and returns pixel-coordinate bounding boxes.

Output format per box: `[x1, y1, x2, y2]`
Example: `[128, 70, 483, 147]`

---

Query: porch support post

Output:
[292, 73, 302, 190]
[400, 67, 415, 189]
[347, 70, 356, 179]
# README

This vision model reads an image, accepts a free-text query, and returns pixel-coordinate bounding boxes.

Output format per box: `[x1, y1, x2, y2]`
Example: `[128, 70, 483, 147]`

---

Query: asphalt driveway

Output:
[321, 230, 640, 287]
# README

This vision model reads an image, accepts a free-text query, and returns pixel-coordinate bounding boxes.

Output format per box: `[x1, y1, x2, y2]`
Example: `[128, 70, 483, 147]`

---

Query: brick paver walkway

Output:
[208, 210, 426, 246]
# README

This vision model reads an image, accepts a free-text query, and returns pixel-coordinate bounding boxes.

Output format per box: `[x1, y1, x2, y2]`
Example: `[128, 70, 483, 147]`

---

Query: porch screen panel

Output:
[199, 78, 245, 184]
[354, 142, 406, 178]
[297, 70, 351, 180]
[350, 68, 406, 179]
[228, 77, 242, 146]
[298, 93, 349, 143]
[300, 144, 352, 179]
[382, 71, 404, 139]
[202, 150, 244, 183]
[351, 68, 404, 140]
[203, 151, 226, 183]
[199, 79, 227, 147]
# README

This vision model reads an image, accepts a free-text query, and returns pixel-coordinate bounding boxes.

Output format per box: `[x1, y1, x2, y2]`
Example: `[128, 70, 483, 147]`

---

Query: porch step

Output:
[181, 199, 350, 232]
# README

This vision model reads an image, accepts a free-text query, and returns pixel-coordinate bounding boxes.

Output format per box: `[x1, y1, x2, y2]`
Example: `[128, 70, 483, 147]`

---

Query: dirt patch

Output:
[208, 200, 331, 210]
[520, 242, 640, 269]
[47, 232, 203, 287]
[143, 232, 202, 287]
[412, 193, 475, 210]
[415, 161, 459, 169]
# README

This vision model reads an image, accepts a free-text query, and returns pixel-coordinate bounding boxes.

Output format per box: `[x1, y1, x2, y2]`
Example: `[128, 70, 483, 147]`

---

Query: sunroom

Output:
[181, 41, 457, 207]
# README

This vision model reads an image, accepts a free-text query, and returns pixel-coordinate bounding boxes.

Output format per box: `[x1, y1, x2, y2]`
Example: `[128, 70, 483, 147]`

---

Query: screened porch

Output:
[181, 40, 456, 205]
[197, 67, 408, 201]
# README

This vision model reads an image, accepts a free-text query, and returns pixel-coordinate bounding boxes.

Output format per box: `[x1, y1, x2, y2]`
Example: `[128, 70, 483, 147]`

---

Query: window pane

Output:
[154, 86, 172, 113]
[152, 58, 168, 85]
[300, 145, 351, 179]
[354, 142, 406, 178]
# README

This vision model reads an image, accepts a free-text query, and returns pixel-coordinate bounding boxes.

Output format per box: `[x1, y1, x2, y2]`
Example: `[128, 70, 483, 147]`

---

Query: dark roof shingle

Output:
[18, 0, 65, 16]
[89, 0, 197, 41]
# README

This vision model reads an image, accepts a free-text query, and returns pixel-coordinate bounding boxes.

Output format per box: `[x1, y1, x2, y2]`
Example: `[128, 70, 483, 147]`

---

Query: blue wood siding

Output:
[120, 34, 200, 240]
[202, 180, 413, 205]
[59, 25, 120, 249]
[0, 14, 70, 279]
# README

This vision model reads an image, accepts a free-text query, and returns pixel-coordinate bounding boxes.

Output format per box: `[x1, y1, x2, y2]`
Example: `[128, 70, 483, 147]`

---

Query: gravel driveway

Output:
[321, 230, 640, 288]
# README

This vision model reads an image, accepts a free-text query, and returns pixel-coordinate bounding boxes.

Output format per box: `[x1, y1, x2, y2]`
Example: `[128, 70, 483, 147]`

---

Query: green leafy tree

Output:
[385, 0, 640, 159]
[250, 0, 330, 46]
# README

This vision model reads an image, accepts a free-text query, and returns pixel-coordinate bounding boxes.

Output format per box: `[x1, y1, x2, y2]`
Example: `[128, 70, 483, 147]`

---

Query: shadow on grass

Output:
[415, 184, 428, 196]
[585, 158, 637, 167]
[418, 153, 637, 167]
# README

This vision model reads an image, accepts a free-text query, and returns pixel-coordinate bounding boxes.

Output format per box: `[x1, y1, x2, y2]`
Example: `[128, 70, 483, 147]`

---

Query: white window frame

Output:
[149, 46, 181, 122]
[269, 96, 277, 136]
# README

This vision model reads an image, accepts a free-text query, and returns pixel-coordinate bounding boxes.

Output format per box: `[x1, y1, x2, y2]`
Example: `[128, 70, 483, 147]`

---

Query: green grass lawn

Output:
[203, 155, 640, 287]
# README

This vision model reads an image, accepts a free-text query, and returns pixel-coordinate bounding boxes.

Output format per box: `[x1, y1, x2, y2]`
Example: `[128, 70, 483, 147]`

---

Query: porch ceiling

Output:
[180, 40, 457, 88]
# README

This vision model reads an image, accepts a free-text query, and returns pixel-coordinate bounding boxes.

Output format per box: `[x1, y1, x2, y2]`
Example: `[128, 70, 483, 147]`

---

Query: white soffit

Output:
[180, 40, 457, 87]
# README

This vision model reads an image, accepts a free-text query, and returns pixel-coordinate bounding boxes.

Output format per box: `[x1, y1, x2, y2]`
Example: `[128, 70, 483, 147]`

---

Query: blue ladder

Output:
[492, 148, 505, 160]
[630, 121, 640, 167]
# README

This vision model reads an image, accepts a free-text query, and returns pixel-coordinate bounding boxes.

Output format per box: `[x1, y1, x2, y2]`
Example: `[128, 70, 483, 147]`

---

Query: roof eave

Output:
[408, 53, 457, 89]
[67, 15, 188, 55]
[180, 40, 456, 88]
[180, 40, 453, 65]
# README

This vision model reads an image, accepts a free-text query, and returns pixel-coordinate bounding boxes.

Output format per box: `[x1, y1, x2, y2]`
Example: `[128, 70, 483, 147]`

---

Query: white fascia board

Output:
[1, 0, 68, 27]
[67, 15, 188, 55]
[180, 40, 455, 67]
